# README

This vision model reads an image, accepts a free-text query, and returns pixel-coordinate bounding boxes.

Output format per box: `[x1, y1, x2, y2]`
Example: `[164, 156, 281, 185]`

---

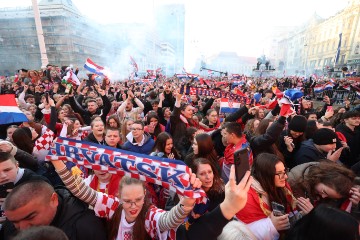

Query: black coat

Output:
[69, 94, 111, 125]
[293, 139, 327, 167]
[170, 106, 196, 159]
[0, 187, 107, 240]
[336, 123, 360, 167]
[249, 116, 286, 158]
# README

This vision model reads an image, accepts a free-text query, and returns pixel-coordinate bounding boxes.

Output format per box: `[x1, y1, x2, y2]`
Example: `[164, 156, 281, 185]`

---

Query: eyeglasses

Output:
[275, 168, 289, 179]
[131, 128, 143, 131]
[120, 197, 145, 207]
[150, 152, 165, 157]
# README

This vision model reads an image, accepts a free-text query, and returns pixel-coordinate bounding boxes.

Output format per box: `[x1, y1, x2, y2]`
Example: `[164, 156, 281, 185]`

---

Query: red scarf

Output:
[180, 114, 198, 129]
[199, 118, 220, 132]
[89, 173, 123, 196]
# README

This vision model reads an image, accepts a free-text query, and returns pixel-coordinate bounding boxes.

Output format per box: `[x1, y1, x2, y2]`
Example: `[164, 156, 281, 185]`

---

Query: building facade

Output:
[0, 0, 182, 78]
[274, 0, 360, 76]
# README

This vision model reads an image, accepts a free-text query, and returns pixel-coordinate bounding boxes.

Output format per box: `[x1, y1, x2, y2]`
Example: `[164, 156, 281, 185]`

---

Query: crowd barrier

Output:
[303, 88, 358, 105]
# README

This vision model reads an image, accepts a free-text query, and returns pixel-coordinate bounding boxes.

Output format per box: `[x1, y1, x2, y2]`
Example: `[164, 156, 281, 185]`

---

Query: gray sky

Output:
[0, 0, 349, 68]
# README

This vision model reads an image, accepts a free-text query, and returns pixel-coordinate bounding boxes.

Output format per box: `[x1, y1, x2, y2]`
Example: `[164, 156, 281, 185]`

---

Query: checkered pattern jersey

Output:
[57, 167, 191, 240]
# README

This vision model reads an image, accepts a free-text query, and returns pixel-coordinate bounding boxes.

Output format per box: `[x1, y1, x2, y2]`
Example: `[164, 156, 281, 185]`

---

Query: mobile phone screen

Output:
[234, 148, 250, 184]
[271, 201, 285, 216]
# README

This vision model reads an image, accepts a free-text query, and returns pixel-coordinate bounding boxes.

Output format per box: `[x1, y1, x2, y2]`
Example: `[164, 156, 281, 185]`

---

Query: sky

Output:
[0, 0, 349, 69]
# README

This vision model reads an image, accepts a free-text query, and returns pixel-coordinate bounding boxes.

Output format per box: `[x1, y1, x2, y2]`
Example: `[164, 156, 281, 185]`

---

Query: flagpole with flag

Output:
[334, 33, 342, 67]
[0, 94, 28, 124]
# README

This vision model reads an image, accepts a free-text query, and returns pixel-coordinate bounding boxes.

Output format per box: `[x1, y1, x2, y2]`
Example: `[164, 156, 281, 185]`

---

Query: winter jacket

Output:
[122, 132, 155, 154]
[69, 94, 111, 125]
[1, 187, 107, 240]
[12, 147, 39, 172]
[277, 129, 305, 169]
[335, 123, 360, 168]
[83, 133, 106, 145]
[249, 116, 286, 158]
[170, 106, 198, 159]
[293, 139, 328, 167]
[177, 205, 231, 240]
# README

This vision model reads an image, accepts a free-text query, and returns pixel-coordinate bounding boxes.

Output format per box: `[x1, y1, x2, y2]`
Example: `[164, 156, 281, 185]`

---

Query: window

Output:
[341, 55, 345, 64]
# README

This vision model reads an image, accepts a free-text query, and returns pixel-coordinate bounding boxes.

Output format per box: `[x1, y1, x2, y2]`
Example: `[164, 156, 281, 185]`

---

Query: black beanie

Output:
[288, 115, 307, 132]
[313, 128, 337, 145]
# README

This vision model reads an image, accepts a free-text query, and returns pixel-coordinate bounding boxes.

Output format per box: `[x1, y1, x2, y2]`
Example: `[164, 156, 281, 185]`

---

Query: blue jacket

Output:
[122, 132, 155, 155]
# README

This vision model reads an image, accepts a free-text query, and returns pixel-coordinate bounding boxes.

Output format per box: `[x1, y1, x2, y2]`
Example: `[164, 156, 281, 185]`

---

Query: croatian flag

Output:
[0, 94, 28, 124]
[84, 58, 106, 76]
[63, 69, 80, 85]
[129, 56, 138, 73]
[220, 98, 240, 113]
[231, 74, 240, 79]
[175, 74, 188, 79]
[136, 79, 154, 83]
[343, 85, 351, 91]
[324, 82, 334, 90]
[314, 85, 324, 93]
[232, 80, 244, 86]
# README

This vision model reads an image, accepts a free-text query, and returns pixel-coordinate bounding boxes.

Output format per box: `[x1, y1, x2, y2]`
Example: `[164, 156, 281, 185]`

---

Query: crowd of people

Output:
[0, 64, 359, 240]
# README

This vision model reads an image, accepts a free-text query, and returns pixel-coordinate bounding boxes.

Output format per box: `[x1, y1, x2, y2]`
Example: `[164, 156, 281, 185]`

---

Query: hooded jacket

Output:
[122, 132, 155, 154]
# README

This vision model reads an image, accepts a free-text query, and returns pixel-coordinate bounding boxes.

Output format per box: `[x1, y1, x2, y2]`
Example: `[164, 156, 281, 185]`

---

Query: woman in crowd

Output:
[61, 103, 84, 125]
[199, 109, 220, 132]
[185, 133, 220, 174]
[59, 118, 90, 140]
[5, 125, 19, 144]
[57, 108, 67, 123]
[150, 132, 180, 160]
[288, 160, 360, 213]
[236, 153, 300, 240]
[157, 92, 172, 125]
[170, 91, 198, 159]
[190, 158, 225, 212]
[244, 119, 260, 138]
[106, 114, 121, 129]
[144, 112, 165, 140]
[286, 204, 359, 240]
[120, 118, 134, 144]
[84, 118, 106, 145]
[249, 116, 286, 160]
[51, 159, 202, 240]
[255, 108, 266, 120]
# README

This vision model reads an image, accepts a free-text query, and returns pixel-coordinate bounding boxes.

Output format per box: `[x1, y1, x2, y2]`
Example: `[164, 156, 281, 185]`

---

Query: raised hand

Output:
[220, 165, 252, 220]
[327, 147, 343, 162]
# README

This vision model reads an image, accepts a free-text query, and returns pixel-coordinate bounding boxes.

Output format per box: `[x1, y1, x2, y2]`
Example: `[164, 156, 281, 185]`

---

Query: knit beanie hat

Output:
[288, 115, 307, 132]
[313, 128, 337, 145]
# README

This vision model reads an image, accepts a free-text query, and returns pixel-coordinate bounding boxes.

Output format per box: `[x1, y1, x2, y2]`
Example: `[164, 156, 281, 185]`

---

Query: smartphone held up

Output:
[234, 148, 250, 184]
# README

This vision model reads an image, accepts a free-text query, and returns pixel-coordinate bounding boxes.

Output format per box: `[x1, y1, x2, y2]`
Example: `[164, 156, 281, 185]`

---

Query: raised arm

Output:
[157, 174, 201, 232]
[18, 86, 29, 109]
[225, 105, 249, 122]
[69, 95, 87, 115]
[52, 160, 98, 206]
